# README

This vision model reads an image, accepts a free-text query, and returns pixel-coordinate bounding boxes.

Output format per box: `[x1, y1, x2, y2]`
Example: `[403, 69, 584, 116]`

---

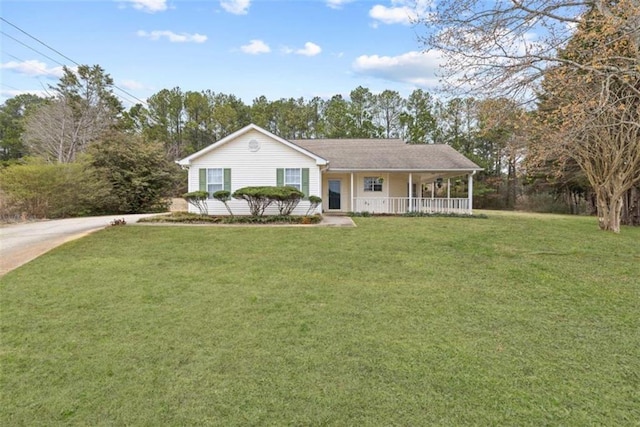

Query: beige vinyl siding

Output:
[324, 172, 423, 213]
[187, 129, 321, 215]
[353, 173, 390, 199]
[389, 174, 407, 198]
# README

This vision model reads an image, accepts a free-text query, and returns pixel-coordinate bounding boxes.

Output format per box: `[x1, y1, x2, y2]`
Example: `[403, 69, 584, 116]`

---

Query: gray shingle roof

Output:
[291, 139, 482, 171]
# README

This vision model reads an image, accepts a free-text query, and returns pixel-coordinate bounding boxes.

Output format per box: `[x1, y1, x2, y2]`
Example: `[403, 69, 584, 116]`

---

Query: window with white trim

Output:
[364, 177, 383, 192]
[284, 168, 301, 191]
[207, 168, 223, 197]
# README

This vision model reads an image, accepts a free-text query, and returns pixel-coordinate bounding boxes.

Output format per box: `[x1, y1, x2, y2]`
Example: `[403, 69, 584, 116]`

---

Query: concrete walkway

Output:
[319, 215, 356, 227]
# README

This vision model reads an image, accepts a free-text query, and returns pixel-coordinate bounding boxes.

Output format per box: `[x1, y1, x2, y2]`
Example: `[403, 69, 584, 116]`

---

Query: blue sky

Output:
[1, 0, 440, 106]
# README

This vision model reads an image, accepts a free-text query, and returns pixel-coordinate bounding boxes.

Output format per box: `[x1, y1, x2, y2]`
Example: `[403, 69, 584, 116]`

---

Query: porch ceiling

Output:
[324, 171, 469, 182]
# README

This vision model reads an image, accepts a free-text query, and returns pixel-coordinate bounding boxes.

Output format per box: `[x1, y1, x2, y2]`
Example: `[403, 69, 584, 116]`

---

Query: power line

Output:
[0, 16, 148, 105]
[0, 31, 66, 67]
[1, 16, 79, 66]
[1, 82, 24, 92]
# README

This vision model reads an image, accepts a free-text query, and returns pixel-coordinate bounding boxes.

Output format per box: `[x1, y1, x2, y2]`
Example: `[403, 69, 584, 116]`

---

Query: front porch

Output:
[322, 171, 477, 215]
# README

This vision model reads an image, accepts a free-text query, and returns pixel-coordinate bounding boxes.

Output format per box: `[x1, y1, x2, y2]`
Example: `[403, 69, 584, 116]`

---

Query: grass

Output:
[1, 212, 639, 425]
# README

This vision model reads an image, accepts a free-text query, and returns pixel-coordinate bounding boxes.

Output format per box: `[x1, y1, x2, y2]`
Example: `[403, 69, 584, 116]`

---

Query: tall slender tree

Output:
[23, 65, 122, 163]
[375, 90, 405, 138]
[349, 86, 380, 138]
[401, 89, 437, 144]
[146, 87, 185, 159]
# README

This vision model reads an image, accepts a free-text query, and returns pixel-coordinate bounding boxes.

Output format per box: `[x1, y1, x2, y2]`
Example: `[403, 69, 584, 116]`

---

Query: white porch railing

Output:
[353, 197, 470, 214]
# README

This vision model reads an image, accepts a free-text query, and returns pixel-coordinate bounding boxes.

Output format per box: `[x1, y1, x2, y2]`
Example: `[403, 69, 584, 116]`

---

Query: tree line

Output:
[0, 75, 540, 215]
[1, 0, 638, 230]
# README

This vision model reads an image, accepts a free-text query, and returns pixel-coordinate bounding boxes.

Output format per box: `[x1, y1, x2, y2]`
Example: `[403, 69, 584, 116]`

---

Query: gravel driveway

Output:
[0, 214, 156, 276]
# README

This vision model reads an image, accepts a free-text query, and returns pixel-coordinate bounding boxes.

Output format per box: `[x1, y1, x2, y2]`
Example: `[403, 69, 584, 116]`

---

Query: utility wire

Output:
[1, 82, 24, 92]
[1, 16, 148, 105]
[1, 31, 66, 67]
[1, 16, 79, 66]
[3, 50, 143, 106]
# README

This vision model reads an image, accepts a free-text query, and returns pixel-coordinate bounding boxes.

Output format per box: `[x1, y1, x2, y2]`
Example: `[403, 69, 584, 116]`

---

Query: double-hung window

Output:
[284, 168, 301, 191]
[276, 167, 309, 197]
[364, 177, 383, 192]
[206, 168, 223, 197]
[199, 168, 231, 198]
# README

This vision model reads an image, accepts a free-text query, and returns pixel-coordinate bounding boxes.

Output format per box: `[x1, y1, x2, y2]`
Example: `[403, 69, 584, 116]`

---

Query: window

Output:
[207, 168, 223, 197]
[277, 168, 309, 197]
[364, 177, 383, 192]
[284, 168, 301, 191]
[199, 168, 231, 197]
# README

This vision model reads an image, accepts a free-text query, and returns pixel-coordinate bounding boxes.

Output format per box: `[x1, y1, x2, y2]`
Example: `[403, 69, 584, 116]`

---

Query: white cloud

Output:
[137, 30, 208, 43]
[0, 88, 50, 99]
[369, 0, 432, 26]
[124, 0, 168, 13]
[241, 39, 271, 54]
[0, 60, 65, 78]
[119, 79, 147, 90]
[296, 42, 322, 57]
[282, 42, 322, 56]
[220, 0, 251, 15]
[352, 50, 442, 87]
[326, 0, 354, 9]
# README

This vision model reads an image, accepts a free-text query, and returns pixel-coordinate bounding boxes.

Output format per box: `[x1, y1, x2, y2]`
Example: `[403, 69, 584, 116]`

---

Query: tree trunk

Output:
[506, 159, 517, 209]
[595, 190, 624, 233]
[621, 185, 640, 226]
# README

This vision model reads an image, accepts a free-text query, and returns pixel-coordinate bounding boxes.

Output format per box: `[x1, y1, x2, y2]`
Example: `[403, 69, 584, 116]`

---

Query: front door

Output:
[328, 180, 341, 210]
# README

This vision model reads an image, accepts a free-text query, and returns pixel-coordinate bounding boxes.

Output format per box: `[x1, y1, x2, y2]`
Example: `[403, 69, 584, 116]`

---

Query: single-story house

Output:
[177, 123, 482, 216]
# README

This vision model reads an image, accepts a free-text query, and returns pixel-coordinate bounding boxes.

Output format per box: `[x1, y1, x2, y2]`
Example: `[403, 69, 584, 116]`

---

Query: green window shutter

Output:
[302, 168, 309, 198]
[276, 168, 284, 187]
[223, 168, 231, 192]
[199, 169, 207, 192]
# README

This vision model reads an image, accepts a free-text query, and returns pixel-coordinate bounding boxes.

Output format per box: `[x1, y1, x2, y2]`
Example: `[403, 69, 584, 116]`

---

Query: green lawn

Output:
[1, 212, 639, 425]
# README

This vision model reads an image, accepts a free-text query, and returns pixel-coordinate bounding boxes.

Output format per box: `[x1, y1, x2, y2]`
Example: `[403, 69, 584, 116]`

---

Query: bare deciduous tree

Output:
[418, 0, 640, 231]
[531, 5, 640, 232]
[539, 75, 640, 232]
[417, 0, 639, 98]
[23, 65, 122, 163]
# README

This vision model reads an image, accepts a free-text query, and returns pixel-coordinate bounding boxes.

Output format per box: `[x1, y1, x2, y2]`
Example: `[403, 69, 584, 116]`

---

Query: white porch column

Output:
[318, 172, 324, 214]
[431, 182, 435, 199]
[408, 173, 413, 212]
[468, 171, 475, 214]
[447, 178, 451, 212]
[350, 173, 354, 212]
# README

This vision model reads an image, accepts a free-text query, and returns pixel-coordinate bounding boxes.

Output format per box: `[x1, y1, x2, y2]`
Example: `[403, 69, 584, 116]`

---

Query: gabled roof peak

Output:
[177, 123, 328, 166]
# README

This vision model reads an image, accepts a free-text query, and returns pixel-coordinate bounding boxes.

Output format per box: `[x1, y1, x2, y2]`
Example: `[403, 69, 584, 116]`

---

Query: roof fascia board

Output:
[327, 168, 484, 172]
[177, 123, 327, 166]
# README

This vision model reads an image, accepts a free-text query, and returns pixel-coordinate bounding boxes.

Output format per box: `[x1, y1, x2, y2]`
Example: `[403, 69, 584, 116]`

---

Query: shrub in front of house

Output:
[232, 186, 305, 216]
[270, 186, 304, 216]
[183, 191, 209, 215]
[402, 211, 488, 219]
[213, 190, 234, 217]
[232, 186, 274, 216]
[138, 212, 322, 225]
[306, 195, 322, 216]
[220, 214, 321, 224]
[139, 212, 223, 223]
[347, 211, 372, 217]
